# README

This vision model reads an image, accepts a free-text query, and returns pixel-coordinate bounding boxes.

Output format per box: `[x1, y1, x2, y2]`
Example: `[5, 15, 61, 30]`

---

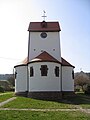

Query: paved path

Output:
[74, 105, 90, 114]
[0, 108, 90, 113]
[0, 108, 80, 111]
[0, 97, 16, 107]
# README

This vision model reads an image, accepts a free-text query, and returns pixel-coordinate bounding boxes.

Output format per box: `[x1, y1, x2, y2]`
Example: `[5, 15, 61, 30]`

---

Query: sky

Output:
[0, 0, 90, 74]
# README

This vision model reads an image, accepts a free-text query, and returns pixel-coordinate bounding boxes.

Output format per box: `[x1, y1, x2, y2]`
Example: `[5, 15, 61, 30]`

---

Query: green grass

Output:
[2, 96, 75, 109]
[0, 92, 14, 103]
[1, 92, 90, 109]
[0, 92, 90, 120]
[0, 111, 89, 120]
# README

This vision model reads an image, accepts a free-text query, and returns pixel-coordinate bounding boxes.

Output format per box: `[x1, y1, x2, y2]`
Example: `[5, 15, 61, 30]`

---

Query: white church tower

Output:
[14, 16, 75, 100]
[28, 21, 61, 62]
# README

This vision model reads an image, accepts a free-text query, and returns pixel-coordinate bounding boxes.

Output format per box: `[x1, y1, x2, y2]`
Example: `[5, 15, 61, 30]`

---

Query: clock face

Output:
[40, 32, 47, 38]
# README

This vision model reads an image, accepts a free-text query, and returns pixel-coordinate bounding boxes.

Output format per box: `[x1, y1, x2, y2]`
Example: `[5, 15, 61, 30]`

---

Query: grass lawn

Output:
[0, 92, 14, 103]
[1, 92, 90, 109]
[0, 111, 89, 120]
[1, 96, 76, 109]
[0, 92, 90, 120]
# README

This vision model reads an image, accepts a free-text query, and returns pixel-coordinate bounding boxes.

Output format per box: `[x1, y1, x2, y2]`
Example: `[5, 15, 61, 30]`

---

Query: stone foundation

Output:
[15, 91, 28, 97]
[62, 91, 75, 98]
[15, 91, 75, 100]
[62, 91, 75, 95]
[28, 91, 62, 100]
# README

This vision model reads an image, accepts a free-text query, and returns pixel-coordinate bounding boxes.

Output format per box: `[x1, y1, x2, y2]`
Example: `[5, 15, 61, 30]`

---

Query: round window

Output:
[40, 32, 47, 38]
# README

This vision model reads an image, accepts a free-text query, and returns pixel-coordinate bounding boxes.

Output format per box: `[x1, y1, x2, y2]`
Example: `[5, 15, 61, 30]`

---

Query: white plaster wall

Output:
[62, 66, 74, 91]
[29, 32, 61, 62]
[15, 66, 27, 92]
[28, 62, 61, 92]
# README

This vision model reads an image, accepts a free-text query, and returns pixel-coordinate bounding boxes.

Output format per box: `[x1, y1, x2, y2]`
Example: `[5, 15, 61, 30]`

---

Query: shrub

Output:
[85, 85, 90, 94]
[0, 86, 5, 92]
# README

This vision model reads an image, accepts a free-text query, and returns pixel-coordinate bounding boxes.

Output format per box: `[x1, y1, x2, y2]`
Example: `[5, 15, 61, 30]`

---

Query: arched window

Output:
[30, 67, 34, 77]
[72, 70, 74, 79]
[55, 66, 59, 77]
[40, 65, 48, 76]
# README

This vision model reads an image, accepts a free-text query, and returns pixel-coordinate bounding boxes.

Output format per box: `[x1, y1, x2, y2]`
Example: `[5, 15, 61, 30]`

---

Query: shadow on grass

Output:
[13, 93, 90, 108]
[58, 93, 90, 105]
[30, 93, 90, 105]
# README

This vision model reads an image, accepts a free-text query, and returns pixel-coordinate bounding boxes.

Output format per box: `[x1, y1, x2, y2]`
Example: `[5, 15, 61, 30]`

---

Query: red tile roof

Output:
[19, 52, 74, 68]
[28, 21, 61, 32]
[22, 57, 28, 64]
[31, 51, 61, 63]
[61, 57, 75, 68]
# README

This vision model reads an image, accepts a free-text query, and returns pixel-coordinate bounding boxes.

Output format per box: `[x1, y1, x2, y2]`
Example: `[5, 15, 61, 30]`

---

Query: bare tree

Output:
[75, 72, 90, 91]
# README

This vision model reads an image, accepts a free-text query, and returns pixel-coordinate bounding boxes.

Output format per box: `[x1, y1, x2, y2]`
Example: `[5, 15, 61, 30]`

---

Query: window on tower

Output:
[40, 65, 48, 76]
[55, 66, 59, 77]
[30, 67, 34, 77]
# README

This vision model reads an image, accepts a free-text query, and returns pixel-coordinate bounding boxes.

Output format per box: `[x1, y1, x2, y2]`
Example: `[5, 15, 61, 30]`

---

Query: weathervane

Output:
[42, 10, 47, 21]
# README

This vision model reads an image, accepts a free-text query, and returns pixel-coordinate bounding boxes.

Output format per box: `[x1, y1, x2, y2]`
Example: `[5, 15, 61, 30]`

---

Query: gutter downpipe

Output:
[61, 64, 63, 99]
[27, 31, 30, 96]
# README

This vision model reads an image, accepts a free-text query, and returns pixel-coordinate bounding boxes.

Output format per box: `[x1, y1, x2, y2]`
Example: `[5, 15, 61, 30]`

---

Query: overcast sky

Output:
[0, 0, 90, 74]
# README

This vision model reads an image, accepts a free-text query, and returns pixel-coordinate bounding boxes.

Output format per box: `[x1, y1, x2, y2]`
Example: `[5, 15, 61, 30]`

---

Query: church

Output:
[14, 18, 75, 100]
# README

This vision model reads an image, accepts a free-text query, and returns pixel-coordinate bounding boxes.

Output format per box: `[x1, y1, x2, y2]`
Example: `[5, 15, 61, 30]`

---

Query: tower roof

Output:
[28, 21, 61, 32]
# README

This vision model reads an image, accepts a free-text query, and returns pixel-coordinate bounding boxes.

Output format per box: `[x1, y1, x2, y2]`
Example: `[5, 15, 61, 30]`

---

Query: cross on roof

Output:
[42, 10, 47, 21]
